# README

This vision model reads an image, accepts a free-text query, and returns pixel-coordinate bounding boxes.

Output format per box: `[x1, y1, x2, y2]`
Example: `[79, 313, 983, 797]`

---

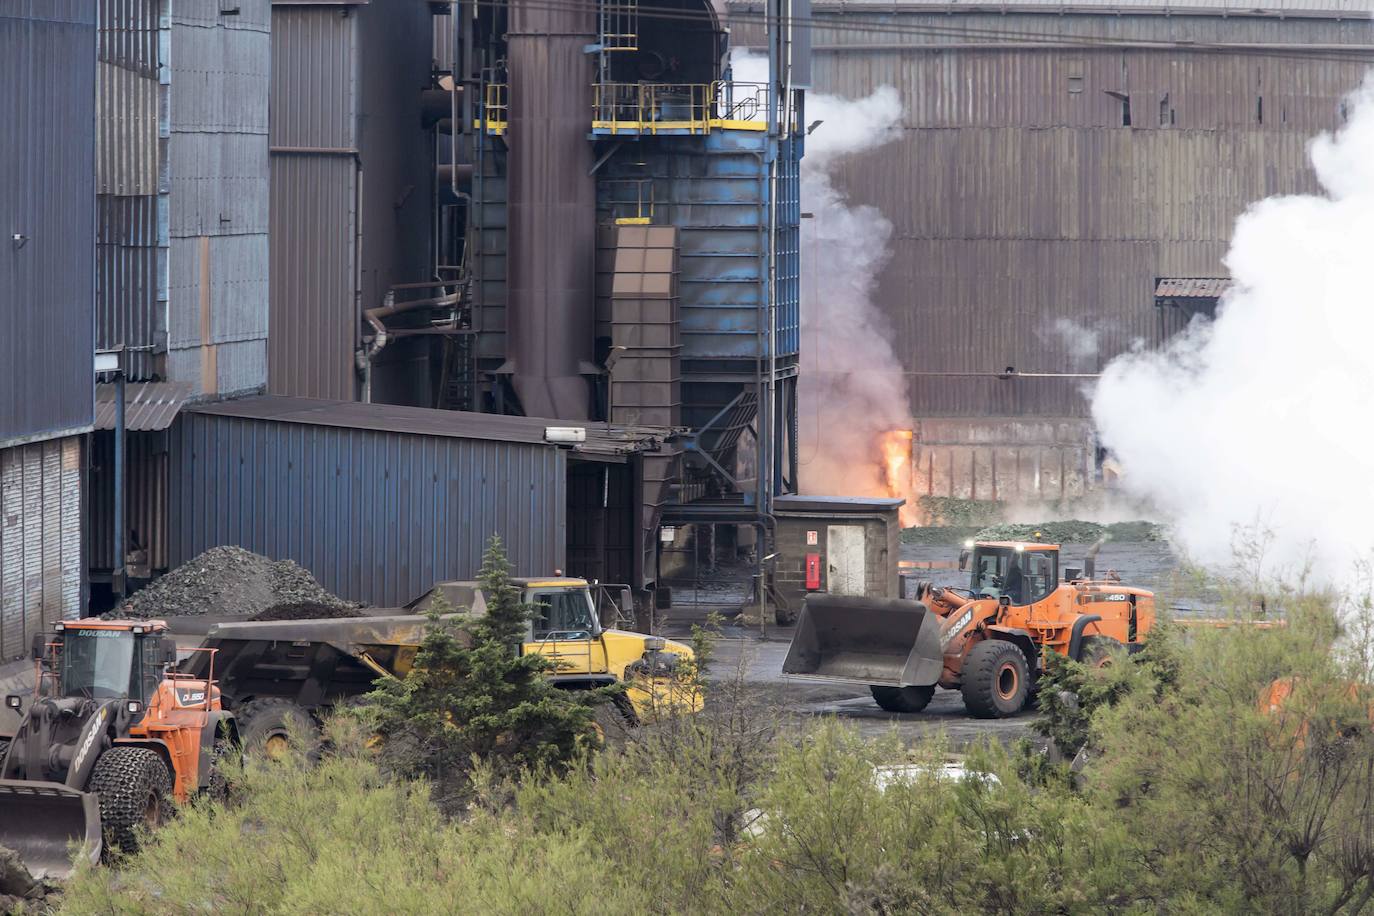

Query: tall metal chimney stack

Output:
[505, 0, 597, 419]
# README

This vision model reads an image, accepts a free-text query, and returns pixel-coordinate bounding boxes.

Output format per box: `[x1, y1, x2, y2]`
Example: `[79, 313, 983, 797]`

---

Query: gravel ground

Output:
[112, 546, 357, 620]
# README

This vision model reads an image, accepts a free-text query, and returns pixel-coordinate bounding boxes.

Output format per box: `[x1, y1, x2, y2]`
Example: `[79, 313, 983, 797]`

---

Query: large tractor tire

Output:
[870, 685, 935, 714]
[237, 698, 320, 761]
[961, 640, 1031, 719]
[88, 747, 172, 858]
[1079, 636, 1124, 669]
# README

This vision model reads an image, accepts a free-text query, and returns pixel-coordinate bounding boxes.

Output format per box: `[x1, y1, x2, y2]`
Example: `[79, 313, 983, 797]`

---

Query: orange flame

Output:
[879, 429, 920, 527]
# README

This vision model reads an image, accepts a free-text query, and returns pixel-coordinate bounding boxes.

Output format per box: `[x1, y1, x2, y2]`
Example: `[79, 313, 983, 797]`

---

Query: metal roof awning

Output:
[1155, 277, 1232, 299]
[95, 382, 192, 432]
[187, 395, 678, 461]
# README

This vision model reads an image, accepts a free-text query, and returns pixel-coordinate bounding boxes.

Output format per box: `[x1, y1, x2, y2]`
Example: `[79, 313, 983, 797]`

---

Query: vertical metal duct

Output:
[505, 0, 597, 419]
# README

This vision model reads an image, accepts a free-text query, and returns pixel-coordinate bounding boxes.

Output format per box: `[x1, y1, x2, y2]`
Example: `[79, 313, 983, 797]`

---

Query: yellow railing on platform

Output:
[481, 81, 776, 135]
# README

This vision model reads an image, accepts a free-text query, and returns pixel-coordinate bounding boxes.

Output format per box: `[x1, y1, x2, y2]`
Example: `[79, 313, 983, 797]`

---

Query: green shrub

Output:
[362, 536, 613, 809]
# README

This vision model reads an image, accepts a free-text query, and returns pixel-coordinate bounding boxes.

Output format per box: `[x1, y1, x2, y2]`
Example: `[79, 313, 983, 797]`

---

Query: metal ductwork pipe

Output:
[505, 0, 597, 419]
[420, 86, 465, 128]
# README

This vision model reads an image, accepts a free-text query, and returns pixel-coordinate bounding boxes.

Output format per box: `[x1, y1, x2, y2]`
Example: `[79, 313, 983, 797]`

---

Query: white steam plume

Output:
[731, 52, 910, 503]
[1092, 75, 1374, 586]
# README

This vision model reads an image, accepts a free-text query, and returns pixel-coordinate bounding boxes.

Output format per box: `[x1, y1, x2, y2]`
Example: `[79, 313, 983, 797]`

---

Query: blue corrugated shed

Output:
[0, 3, 96, 446]
[169, 403, 568, 607]
[597, 128, 801, 362]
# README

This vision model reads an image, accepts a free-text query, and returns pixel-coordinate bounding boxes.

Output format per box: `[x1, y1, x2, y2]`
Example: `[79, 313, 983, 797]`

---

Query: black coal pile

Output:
[249, 602, 365, 622]
[113, 546, 357, 620]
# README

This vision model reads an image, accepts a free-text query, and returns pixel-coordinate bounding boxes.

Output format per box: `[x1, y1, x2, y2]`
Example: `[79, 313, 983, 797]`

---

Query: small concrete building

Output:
[770, 495, 903, 622]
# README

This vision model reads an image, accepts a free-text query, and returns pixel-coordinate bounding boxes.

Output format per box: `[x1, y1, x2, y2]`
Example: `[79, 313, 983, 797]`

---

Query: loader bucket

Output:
[782, 595, 944, 688]
[0, 781, 101, 880]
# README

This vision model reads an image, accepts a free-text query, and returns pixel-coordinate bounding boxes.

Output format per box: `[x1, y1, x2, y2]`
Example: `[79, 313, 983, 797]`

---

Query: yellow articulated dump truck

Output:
[184, 577, 702, 755]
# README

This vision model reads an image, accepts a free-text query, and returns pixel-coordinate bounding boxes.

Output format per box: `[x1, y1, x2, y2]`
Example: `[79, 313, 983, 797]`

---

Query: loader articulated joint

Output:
[1067, 615, 1103, 662]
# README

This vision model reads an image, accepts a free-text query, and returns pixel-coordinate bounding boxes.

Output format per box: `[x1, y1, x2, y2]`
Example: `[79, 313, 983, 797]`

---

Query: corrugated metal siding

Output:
[267, 4, 358, 400]
[168, 411, 567, 606]
[597, 129, 801, 362]
[0, 5, 96, 446]
[166, 1, 270, 397]
[95, 0, 166, 382]
[88, 431, 169, 572]
[0, 438, 83, 661]
[753, 9, 1374, 417]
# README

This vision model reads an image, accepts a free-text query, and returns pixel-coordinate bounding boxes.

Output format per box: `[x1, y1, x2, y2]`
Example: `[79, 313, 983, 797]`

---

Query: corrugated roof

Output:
[774, 494, 906, 512]
[1155, 277, 1233, 298]
[186, 396, 675, 458]
[96, 382, 193, 431]
[791, 0, 1374, 16]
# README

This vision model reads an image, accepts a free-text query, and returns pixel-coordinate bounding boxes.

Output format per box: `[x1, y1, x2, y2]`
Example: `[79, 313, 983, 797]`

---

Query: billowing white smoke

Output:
[1092, 75, 1374, 586]
[730, 52, 909, 501]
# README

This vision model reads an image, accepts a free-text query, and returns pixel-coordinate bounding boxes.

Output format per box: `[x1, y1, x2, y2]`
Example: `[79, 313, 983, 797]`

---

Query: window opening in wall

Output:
[1104, 90, 1131, 127]
[1257, 95, 1264, 124]
[1067, 59, 1084, 94]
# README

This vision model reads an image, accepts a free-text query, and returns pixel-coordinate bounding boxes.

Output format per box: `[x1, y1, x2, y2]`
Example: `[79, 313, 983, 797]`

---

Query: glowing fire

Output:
[879, 429, 920, 527]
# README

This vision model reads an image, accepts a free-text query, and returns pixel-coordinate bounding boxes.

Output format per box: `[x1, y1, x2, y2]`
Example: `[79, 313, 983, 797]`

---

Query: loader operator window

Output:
[530, 590, 597, 642]
[59, 629, 142, 701]
[970, 548, 1058, 606]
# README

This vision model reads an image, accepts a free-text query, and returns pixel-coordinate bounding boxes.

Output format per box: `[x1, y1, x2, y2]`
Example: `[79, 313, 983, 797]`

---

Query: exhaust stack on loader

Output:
[782, 540, 1157, 718]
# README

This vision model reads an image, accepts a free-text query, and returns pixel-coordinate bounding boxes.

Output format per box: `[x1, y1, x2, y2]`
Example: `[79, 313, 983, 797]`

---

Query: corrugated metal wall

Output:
[268, 4, 358, 401]
[0, 4, 96, 446]
[267, 2, 434, 405]
[168, 411, 567, 606]
[97, 0, 168, 382]
[167, 0, 271, 397]
[596, 130, 802, 362]
[88, 431, 169, 573]
[733, 6, 1374, 419]
[0, 438, 84, 660]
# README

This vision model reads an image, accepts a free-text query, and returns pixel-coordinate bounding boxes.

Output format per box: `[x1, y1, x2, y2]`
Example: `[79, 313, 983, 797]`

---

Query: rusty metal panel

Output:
[165, 2, 271, 397]
[0, 438, 84, 660]
[265, 0, 359, 401]
[0, 6, 96, 446]
[168, 409, 567, 607]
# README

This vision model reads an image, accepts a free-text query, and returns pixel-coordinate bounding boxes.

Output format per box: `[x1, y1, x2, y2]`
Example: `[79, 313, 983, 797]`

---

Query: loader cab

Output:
[967, 543, 1059, 606]
[43, 621, 173, 706]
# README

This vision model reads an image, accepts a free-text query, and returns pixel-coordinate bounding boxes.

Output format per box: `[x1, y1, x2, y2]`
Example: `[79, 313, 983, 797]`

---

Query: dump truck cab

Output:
[0, 619, 234, 878]
[409, 577, 700, 717]
[783, 540, 1155, 719]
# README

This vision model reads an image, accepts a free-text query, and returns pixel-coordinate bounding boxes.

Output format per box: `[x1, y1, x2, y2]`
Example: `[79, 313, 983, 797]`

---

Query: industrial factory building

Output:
[734, 0, 1374, 504]
[0, 5, 94, 655]
[9, 0, 1373, 626]
[4, 0, 808, 620]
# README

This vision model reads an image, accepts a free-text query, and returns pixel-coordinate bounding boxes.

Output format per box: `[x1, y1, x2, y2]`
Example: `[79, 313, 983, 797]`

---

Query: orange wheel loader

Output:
[0, 619, 237, 878]
[782, 540, 1155, 718]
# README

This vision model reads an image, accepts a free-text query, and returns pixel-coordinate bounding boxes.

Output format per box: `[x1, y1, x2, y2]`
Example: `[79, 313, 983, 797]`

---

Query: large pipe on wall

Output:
[505, 0, 597, 419]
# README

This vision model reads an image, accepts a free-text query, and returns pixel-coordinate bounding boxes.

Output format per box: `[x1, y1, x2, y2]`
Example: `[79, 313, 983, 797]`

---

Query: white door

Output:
[827, 525, 866, 596]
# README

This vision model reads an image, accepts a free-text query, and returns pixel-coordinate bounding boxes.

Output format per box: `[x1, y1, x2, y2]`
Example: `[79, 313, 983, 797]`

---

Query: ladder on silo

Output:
[599, 0, 638, 52]
[597, 0, 638, 88]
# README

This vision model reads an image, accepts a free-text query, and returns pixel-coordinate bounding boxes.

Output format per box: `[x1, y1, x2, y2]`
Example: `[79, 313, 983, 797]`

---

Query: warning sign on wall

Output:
[806, 530, 818, 546]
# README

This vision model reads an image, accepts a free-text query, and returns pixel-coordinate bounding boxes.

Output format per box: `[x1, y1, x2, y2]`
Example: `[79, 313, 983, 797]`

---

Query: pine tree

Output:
[364, 536, 607, 807]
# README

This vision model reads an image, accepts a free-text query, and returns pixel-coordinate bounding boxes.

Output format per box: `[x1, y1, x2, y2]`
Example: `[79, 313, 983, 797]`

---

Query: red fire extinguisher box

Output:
[805, 553, 822, 590]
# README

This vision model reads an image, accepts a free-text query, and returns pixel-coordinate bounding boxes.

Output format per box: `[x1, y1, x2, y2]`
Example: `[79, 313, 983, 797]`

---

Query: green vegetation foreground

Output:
[60, 552, 1374, 915]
